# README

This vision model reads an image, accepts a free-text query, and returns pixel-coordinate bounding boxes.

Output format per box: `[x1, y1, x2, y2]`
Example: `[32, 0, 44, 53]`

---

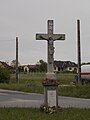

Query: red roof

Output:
[0, 61, 12, 70]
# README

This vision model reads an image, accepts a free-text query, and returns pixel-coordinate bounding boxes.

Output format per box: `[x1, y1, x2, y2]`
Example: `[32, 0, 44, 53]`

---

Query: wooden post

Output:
[77, 20, 81, 84]
[16, 37, 19, 83]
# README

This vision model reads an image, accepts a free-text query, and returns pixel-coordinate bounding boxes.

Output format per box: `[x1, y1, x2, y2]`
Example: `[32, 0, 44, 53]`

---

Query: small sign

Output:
[47, 90, 56, 107]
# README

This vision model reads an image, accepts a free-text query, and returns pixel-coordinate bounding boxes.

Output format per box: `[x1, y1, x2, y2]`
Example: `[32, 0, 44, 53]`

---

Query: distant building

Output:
[54, 60, 77, 72]
[0, 61, 12, 70]
[19, 65, 37, 73]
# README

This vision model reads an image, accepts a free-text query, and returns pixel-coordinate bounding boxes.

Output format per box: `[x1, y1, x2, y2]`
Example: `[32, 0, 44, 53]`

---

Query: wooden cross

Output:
[36, 20, 65, 73]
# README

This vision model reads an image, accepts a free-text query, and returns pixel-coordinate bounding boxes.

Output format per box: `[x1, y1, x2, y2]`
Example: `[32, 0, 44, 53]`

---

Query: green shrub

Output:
[0, 67, 10, 83]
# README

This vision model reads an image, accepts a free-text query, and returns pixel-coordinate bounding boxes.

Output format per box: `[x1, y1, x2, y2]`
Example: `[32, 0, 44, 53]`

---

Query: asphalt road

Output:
[0, 89, 90, 108]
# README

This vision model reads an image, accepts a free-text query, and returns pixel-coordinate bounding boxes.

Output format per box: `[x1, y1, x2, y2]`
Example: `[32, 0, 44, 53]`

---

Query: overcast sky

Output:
[0, 0, 90, 65]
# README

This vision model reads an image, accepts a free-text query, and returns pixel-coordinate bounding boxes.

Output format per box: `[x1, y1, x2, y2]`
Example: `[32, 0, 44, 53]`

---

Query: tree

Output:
[11, 60, 20, 68]
[0, 66, 10, 83]
[36, 59, 47, 72]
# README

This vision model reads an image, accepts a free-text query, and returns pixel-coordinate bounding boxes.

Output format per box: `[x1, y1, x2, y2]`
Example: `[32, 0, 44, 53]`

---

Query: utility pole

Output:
[77, 19, 81, 84]
[16, 37, 19, 83]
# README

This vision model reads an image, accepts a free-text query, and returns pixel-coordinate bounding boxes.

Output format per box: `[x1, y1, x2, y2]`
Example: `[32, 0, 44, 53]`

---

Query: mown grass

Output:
[0, 73, 90, 98]
[59, 85, 90, 98]
[0, 108, 90, 120]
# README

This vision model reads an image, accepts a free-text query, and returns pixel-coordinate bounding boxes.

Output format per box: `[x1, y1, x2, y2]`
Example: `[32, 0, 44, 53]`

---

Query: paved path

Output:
[0, 89, 90, 108]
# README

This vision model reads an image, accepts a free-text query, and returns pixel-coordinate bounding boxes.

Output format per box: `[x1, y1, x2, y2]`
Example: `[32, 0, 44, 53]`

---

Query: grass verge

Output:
[0, 73, 90, 98]
[0, 108, 90, 120]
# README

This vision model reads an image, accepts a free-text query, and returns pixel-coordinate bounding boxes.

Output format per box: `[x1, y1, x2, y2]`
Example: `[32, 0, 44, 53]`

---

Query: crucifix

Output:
[36, 20, 65, 73]
[36, 20, 65, 109]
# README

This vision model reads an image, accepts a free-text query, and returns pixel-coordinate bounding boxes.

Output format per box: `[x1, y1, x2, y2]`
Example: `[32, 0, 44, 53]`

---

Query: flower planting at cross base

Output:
[40, 104, 61, 114]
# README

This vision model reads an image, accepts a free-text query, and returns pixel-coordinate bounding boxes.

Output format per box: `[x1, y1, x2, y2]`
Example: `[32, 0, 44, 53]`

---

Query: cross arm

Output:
[51, 34, 65, 40]
[36, 34, 49, 40]
[36, 34, 65, 40]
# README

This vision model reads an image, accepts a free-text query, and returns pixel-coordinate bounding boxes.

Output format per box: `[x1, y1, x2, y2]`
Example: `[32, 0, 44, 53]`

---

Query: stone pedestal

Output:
[43, 72, 59, 109]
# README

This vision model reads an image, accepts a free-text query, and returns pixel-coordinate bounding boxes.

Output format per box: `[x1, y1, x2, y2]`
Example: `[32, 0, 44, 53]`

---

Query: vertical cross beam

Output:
[47, 20, 54, 73]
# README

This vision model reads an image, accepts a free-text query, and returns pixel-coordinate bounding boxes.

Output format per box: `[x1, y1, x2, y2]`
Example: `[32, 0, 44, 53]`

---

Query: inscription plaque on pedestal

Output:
[47, 90, 56, 107]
